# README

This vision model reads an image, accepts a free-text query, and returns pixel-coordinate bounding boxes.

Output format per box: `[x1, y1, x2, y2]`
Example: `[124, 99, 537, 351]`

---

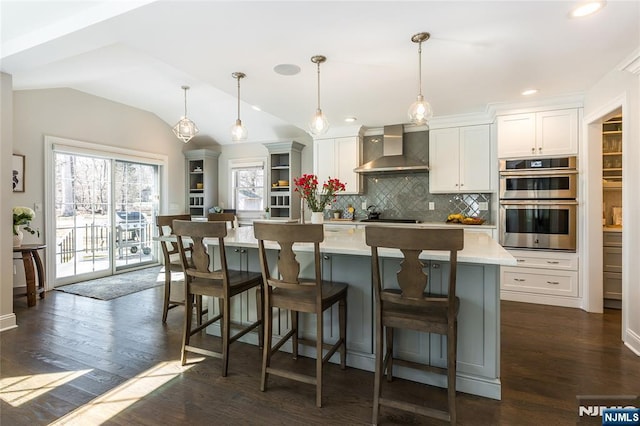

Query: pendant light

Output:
[407, 32, 433, 126]
[309, 55, 329, 136]
[231, 72, 248, 141]
[173, 85, 199, 143]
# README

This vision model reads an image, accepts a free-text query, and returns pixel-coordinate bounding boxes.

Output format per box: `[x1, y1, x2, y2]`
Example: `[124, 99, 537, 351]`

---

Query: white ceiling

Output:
[2, 1, 639, 145]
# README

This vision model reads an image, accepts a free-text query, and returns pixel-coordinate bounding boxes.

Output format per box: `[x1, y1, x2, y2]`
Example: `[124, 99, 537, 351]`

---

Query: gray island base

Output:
[164, 225, 516, 400]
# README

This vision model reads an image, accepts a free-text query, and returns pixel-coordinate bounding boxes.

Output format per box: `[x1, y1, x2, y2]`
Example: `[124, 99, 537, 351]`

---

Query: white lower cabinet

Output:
[500, 250, 580, 307]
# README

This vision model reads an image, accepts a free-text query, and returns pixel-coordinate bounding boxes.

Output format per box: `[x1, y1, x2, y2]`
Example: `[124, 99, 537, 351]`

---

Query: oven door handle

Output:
[499, 200, 578, 206]
[499, 170, 578, 177]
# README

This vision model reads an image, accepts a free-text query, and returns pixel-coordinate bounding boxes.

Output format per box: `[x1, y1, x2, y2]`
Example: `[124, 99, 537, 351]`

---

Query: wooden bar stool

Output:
[207, 212, 236, 228]
[173, 220, 263, 376]
[254, 222, 348, 408]
[156, 214, 192, 323]
[365, 226, 464, 425]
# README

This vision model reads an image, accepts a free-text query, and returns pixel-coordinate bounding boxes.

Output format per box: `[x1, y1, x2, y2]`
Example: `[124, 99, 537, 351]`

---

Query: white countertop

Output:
[171, 225, 515, 266]
[323, 219, 496, 230]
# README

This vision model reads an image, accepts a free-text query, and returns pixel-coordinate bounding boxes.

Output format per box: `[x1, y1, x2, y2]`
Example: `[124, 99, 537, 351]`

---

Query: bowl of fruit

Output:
[446, 213, 485, 225]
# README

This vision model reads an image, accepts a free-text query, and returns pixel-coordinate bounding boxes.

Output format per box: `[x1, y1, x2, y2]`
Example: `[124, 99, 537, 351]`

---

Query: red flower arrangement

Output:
[293, 174, 346, 212]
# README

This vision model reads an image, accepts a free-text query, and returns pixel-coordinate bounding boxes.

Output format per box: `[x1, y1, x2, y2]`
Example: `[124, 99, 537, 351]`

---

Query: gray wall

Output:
[1, 73, 15, 331]
[7, 88, 186, 302]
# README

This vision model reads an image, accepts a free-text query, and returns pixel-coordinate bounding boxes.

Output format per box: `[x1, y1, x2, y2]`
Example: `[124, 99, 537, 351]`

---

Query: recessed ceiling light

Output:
[570, 1, 606, 18]
[344, 116, 357, 123]
[522, 89, 538, 96]
[273, 64, 301, 76]
[251, 105, 261, 111]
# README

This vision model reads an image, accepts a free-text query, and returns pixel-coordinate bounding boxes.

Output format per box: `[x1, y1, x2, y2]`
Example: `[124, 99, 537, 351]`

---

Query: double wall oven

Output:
[499, 157, 577, 252]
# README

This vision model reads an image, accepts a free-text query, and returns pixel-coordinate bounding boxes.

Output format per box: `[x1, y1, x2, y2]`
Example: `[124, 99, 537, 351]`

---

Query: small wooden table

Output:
[13, 244, 46, 307]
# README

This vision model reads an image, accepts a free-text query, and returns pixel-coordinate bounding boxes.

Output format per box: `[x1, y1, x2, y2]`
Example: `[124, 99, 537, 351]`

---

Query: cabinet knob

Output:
[323, 255, 330, 260]
[531, 147, 535, 153]
[538, 147, 542, 152]
[432, 263, 440, 269]
[455, 183, 458, 187]
[460, 183, 464, 187]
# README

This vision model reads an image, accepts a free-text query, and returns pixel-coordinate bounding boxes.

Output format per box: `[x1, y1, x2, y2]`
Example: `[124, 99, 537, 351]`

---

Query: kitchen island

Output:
[167, 225, 515, 400]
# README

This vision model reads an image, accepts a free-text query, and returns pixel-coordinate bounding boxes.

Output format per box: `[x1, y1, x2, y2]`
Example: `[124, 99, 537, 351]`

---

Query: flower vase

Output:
[13, 226, 23, 248]
[311, 211, 324, 224]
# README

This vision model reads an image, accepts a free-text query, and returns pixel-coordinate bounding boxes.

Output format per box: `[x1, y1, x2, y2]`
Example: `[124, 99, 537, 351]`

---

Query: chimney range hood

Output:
[353, 124, 429, 174]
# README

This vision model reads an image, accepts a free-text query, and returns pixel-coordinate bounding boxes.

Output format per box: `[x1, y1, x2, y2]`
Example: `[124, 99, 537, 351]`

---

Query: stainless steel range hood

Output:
[353, 124, 429, 173]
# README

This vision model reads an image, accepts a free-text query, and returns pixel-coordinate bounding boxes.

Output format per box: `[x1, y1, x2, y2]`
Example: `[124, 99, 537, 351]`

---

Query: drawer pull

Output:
[516, 259, 525, 263]
[547, 281, 560, 285]
[514, 278, 526, 282]
[546, 261, 560, 264]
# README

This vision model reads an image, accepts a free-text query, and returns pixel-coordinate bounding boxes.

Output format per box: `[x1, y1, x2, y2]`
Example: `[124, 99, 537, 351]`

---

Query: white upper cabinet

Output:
[429, 124, 492, 193]
[497, 109, 578, 158]
[313, 135, 363, 194]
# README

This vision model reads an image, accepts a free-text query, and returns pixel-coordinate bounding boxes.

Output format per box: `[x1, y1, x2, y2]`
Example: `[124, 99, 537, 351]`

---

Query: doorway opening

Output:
[601, 111, 623, 310]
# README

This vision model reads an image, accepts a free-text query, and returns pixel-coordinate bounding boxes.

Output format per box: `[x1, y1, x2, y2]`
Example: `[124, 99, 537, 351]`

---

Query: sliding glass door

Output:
[53, 152, 160, 285]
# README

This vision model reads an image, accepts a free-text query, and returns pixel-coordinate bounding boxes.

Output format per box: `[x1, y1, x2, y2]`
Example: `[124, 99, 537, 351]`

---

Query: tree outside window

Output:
[233, 165, 264, 211]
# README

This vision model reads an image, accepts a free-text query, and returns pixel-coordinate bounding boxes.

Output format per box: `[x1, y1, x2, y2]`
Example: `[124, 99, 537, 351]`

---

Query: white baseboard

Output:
[501, 290, 582, 309]
[0, 313, 17, 332]
[624, 329, 640, 356]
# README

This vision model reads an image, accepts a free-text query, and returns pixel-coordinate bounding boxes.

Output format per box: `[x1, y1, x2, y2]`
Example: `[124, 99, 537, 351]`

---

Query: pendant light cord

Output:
[183, 87, 188, 117]
[316, 61, 321, 111]
[237, 76, 241, 121]
[417, 41, 423, 97]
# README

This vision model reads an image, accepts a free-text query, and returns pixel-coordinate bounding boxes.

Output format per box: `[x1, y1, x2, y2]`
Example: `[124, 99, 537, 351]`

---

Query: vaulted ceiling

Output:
[2, 1, 638, 145]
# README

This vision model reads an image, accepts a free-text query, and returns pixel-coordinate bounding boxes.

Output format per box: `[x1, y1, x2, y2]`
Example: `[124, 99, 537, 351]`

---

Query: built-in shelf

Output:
[264, 141, 303, 221]
[185, 149, 220, 218]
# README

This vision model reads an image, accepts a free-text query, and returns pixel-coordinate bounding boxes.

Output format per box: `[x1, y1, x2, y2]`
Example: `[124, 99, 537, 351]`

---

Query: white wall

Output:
[9, 88, 187, 298]
[584, 54, 640, 355]
[215, 138, 313, 210]
[1, 73, 17, 331]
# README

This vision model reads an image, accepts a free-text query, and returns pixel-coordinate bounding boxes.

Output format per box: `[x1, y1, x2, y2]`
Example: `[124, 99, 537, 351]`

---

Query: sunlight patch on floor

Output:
[48, 359, 200, 425]
[0, 369, 92, 407]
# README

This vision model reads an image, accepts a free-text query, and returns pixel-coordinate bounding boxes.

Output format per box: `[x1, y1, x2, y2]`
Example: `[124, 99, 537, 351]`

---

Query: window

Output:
[231, 160, 265, 212]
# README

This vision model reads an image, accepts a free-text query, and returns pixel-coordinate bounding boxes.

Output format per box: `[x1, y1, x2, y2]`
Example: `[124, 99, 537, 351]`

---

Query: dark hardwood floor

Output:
[2, 282, 638, 425]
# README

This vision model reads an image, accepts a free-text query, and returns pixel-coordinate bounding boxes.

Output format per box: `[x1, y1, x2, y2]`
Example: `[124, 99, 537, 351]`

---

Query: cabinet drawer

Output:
[603, 247, 622, 272]
[510, 253, 578, 271]
[603, 272, 622, 300]
[603, 232, 622, 247]
[502, 267, 577, 297]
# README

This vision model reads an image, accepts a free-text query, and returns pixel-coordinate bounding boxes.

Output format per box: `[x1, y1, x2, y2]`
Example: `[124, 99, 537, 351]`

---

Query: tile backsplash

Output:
[329, 130, 492, 223]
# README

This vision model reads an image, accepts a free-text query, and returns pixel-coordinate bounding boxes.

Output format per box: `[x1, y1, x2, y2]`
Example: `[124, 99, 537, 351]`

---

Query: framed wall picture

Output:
[13, 154, 25, 192]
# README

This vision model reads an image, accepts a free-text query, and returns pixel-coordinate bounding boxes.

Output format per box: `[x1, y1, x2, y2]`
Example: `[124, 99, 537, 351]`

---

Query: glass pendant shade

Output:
[231, 119, 248, 141]
[309, 55, 329, 136]
[231, 72, 248, 142]
[309, 108, 329, 136]
[173, 86, 198, 143]
[407, 94, 433, 125]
